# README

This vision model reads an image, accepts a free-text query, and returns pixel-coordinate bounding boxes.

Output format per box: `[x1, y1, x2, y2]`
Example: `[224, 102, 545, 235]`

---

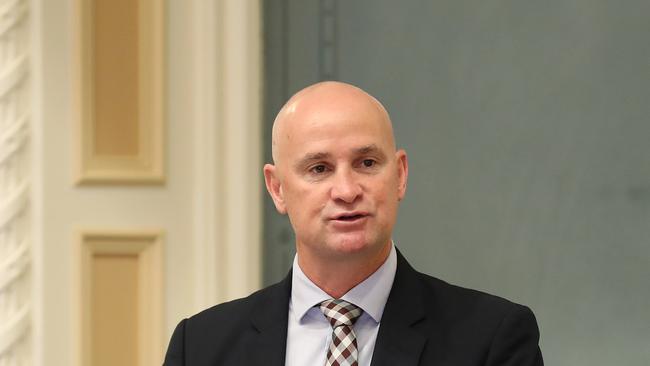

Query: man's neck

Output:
[296, 243, 392, 298]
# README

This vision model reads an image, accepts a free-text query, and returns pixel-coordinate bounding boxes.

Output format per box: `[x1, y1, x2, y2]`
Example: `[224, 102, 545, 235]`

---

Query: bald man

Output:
[164, 82, 543, 366]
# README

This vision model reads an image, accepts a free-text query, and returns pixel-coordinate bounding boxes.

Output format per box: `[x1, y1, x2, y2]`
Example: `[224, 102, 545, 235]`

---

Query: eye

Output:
[362, 159, 376, 168]
[310, 164, 327, 174]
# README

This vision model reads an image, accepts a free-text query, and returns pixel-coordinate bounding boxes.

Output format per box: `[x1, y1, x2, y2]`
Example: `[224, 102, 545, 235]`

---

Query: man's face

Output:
[265, 86, 408, 263]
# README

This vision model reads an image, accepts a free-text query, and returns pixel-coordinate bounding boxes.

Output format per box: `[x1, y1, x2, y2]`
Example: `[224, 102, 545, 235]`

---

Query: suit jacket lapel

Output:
[243, 271, 292, 366]
[370, 251, 428, 366]
[239, 251, 429, 366]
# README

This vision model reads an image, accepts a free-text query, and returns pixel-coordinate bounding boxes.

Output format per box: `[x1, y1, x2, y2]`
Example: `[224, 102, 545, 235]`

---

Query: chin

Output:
[328, 233, 374, 255]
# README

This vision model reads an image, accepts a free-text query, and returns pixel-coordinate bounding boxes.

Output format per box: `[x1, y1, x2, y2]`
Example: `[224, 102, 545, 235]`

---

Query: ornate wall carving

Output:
[0, 0, 31, 363]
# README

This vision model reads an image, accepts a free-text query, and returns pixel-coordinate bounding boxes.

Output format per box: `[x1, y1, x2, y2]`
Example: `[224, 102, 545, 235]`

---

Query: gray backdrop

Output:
[262, 1, 650, 365]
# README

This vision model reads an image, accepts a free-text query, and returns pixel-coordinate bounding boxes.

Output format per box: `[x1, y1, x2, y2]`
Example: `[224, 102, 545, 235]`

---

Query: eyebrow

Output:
[294, 152, 332, 171]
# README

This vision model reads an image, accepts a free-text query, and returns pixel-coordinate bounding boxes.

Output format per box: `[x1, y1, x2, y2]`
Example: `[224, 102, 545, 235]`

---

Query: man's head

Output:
[264, 81, 408, 270]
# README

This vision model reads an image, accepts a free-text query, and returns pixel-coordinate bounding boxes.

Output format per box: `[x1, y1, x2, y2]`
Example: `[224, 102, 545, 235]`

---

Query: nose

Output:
[330, 168, 362, 203]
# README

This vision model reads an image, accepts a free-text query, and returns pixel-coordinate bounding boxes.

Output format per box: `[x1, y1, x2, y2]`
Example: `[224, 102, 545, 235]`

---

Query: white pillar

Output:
[190, 0, 263, 307]
[0, 0, 31, 364]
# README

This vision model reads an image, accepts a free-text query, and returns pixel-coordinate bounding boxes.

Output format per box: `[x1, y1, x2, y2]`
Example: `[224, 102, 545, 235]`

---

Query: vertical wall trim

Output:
[219, 0, 263, 302]
[190, 0, 263, 308]
[190, 0, 219, 310]
[29, 0, 43, 363]
[0, 0, 31, 363]
[281, 0, 290, 99]
[318, 0, 339, 80]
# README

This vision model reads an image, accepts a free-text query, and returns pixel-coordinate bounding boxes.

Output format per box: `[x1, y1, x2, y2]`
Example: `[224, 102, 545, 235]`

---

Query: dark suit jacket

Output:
[164, 251, 543, 365]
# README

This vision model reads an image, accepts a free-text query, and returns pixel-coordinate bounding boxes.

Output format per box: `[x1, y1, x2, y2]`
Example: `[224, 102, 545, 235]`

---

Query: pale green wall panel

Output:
[263, 1, 650, 364]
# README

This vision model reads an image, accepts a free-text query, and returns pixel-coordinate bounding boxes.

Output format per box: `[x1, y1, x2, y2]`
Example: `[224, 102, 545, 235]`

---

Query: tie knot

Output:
[319, 299, 362, 328]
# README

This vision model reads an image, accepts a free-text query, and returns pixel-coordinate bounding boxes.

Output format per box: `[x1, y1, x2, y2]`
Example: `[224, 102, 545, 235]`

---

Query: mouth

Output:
[331, 212, 369, 222]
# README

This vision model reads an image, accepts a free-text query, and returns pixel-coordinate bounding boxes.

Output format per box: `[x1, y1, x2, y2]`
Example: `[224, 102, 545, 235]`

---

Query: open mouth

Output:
[336, 214, 365, 221]
[332, 212, 368, 221]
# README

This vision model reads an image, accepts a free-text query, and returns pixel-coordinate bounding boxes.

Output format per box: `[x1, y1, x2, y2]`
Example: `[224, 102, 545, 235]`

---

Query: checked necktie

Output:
[319, 299, 363, 366]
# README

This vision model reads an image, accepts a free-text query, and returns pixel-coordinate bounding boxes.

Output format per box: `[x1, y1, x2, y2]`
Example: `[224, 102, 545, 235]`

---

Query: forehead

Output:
[276, 93, 395, 161]
[284, 110, 391, 159]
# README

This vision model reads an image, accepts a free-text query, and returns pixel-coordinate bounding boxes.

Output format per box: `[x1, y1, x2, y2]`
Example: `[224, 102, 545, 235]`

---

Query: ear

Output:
[395, 150, 409, 201]
[263, 164, 287, 214]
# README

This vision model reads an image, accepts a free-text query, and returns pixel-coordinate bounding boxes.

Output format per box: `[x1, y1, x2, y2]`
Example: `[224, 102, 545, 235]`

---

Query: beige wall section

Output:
[78, 231, 163, 366]
[92, 0, 140, 156]
[75, 0, 165, 184]
[91, 254, 139, 366]
[33, 0, 262, 365]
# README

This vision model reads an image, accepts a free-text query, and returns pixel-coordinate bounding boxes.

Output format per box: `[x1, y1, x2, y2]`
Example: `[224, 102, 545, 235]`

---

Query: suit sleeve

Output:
[484, 305, 544, 366]
[163, 318, 187, 366]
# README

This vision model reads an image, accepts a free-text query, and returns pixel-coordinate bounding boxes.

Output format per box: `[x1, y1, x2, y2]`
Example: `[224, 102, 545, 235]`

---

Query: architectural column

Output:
[0, 0, 31, 364]
[191, 0, 263, 307]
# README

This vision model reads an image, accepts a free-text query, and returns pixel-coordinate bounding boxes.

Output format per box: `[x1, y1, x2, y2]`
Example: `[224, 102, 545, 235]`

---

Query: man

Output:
[164, 81, 543, 365]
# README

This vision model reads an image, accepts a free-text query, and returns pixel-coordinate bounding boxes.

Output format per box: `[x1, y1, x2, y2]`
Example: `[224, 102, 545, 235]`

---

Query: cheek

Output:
[374, 174, 399, 198]
[373, 179, 401, 217]
[284, 185, 324, 217]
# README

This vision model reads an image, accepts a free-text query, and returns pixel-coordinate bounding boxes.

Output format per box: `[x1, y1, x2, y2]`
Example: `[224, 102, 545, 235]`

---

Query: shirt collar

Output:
[291, 243, 397, 323]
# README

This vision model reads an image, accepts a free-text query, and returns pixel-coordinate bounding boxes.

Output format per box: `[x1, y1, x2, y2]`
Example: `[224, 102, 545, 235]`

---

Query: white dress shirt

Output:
[285, 244, 397, 366]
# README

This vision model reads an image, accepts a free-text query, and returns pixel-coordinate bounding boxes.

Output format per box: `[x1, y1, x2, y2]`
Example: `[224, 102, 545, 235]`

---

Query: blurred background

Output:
[1, 0, 648, 365]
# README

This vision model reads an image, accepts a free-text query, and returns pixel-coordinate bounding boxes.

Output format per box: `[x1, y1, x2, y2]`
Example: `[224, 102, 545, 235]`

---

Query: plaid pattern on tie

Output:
[320, 299, 363, 366]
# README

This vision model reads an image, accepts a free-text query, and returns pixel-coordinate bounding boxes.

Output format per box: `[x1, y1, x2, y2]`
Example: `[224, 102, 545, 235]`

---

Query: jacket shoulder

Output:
[185, 280, 285, 333]
[417, 272, 531, 317]
[164, 279, 290, 365]
[412, 271, 542, 364]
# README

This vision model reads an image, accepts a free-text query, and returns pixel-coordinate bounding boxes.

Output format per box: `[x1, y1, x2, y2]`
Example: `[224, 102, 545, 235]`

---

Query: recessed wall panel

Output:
[75, 0, 164, 184]
[78, 231, 163, 366]
[91, 254, 139, 366]
[92, 0, 140, 157]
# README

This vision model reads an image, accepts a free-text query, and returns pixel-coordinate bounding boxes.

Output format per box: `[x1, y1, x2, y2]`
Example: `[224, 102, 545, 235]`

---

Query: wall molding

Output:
[73, 0, 165, 185]
[190, 0, 263, 309]
[318, 0, 339, 79]
[75, 230, 164, 366]
[0, 0, 31, 363]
